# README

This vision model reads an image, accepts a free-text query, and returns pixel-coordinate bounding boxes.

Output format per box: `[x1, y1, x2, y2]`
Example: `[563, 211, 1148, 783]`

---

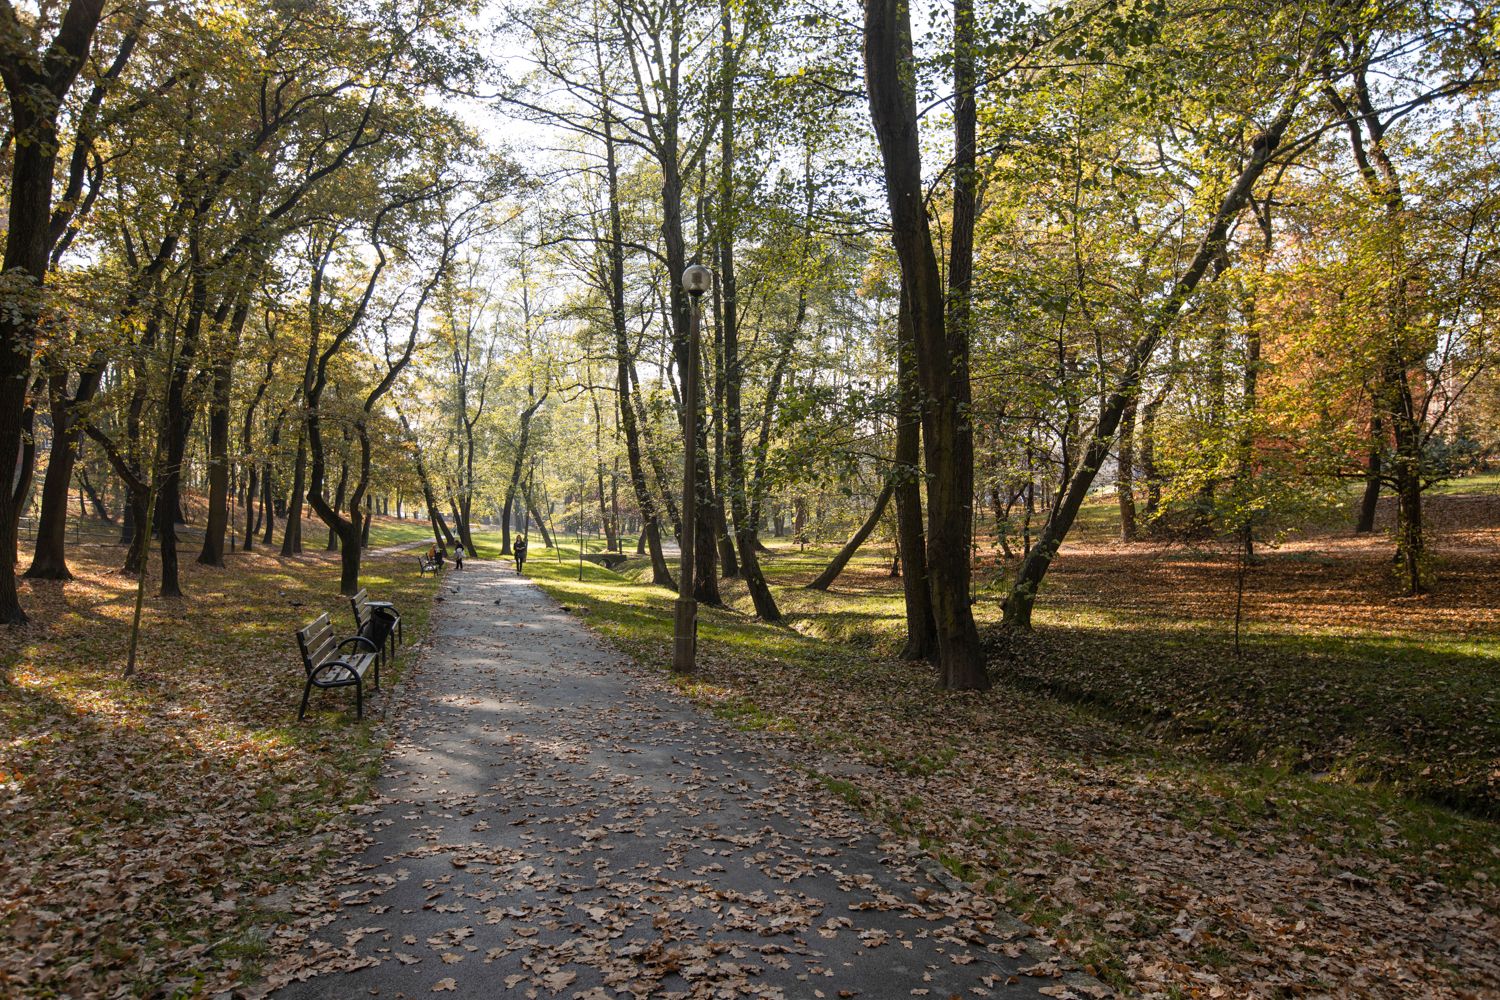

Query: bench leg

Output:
[354, 677, 363, 720]
[298, 678, 313, 721]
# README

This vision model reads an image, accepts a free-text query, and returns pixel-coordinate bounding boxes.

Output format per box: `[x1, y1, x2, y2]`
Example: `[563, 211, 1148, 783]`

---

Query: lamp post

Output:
[673, 263, 712, 674]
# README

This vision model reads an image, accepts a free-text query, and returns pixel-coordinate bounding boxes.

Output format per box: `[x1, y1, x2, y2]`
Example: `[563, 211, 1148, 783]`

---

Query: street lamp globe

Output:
[682, 263, 712, 297]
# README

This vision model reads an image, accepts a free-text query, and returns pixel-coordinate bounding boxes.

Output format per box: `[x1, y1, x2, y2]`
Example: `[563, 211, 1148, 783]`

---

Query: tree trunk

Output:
[243, 462, 258, 552]
[501, 393, 544, 556]
[325, 451, 348, 552]
[0, 1, 108, 622]
[1356, 415, 1382, 533]
[158, 256, 214, 598]
[717, 4, 777, 617]
[199, 293, 252, 566]
[1141, 396, 1162, 520]
[524, 482, 554, 549]
[1118, 398, 1137, 543]
[866, 0, 986, 687]
[894, 285, 936, 660]
[281, 431, 306, 556]
[79, 463, 111, 521]
[25, 361, 105, 579]
[1004, 86, 1306, 628]
[807, 477, 895, 592]
[590, 386, 619, 552]
[1329, 60, 1426, 591]
[261, 457, 276, 545]
[8, 387, 40, 568]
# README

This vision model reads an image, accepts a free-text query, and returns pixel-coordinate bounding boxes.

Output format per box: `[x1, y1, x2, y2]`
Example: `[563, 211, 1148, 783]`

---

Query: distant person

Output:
[513, 535, 528, 574]
[453, 544, 465, 569]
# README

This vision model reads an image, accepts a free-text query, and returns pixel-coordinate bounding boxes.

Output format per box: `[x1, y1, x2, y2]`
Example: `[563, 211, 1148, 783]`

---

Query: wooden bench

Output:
[417, 553, 443, 575]
[296, 613, 380, 720]
[350, 588, 401, 662]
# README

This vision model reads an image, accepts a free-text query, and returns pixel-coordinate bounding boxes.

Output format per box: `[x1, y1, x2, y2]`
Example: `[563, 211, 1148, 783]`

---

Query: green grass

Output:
[349, 516, 436, 549]
[1429, 470, 1500, 496]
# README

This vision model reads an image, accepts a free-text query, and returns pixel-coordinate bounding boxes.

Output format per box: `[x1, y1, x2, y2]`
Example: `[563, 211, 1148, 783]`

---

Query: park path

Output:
[265, 562, 1097, 999]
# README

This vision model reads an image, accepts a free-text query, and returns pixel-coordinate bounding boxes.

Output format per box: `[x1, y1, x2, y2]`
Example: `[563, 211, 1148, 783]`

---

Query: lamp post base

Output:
[672, 596, 697, 673]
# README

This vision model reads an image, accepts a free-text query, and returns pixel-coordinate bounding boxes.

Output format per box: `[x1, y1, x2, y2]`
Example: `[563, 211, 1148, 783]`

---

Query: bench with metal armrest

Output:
[296, 613, 380, 720]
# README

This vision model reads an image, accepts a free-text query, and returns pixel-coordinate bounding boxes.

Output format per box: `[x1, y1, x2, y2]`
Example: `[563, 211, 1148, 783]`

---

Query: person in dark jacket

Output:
[513, 535, 528, 574]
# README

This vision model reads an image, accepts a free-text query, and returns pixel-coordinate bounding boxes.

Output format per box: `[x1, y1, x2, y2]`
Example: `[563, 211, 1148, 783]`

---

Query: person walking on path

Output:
[513, 534, 528, 574]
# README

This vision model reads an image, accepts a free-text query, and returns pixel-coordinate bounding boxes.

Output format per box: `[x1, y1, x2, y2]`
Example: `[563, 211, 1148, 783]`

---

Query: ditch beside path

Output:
[263, 561, 1102, 999]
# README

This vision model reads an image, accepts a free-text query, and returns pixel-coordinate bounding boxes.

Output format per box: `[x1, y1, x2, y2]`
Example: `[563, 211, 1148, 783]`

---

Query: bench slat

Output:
[307, 637, 339, 668]
[297, 613, 331, 641]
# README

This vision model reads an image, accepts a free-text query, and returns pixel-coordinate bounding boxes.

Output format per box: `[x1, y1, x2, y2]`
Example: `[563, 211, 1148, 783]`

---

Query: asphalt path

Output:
[266, 561, 1100, 999]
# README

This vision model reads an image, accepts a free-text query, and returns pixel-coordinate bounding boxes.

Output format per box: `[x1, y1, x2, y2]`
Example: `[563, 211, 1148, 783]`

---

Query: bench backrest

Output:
[296, 614, 339, 674]
[351, 588, 372, 627]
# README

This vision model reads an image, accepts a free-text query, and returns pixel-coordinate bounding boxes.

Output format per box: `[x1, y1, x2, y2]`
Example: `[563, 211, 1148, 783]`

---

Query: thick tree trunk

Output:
[893, 286, 936, 660]
[25, 361, 104, 579]
[866, 0, 985, 687]
[0, 2, 108, 622]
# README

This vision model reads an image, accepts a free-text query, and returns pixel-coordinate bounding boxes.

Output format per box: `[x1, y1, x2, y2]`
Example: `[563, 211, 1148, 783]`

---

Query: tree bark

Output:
[865, 0, 986, 687]
[893, 284, 936, 660]
[199, 292, 253, 566]
[502, 390, 545, 555]
[717, 0, 778, 619]
[281, 426, 307, 555]
[1356, 415, 1381, 533]
[25, 358, 105, 578]
[1118, 398, 1137, 543]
